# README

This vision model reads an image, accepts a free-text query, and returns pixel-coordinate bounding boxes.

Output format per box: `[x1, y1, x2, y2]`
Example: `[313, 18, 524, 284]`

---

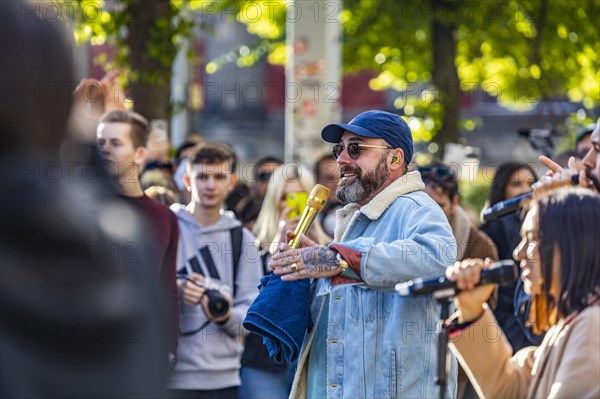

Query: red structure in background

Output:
[341, 71, 386, 110]
[88, 44, 113, 80]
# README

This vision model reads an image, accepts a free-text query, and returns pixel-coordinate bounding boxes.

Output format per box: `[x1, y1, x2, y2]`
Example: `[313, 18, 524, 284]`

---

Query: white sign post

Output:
[285, 0, 342, 165]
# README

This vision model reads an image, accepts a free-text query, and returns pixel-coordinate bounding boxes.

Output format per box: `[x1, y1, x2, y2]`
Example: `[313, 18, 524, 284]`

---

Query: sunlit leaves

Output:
[335, 0, 599, 140]
[60, 0, 598, 142]
[57, 0, 195, 90]
[238, 1, 285, 39]
[267, 42, 287, 65]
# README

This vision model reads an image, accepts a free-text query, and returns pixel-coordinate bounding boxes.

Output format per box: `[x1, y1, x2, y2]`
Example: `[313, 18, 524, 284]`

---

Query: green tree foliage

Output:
[60, 0, 599, 143]
[58, 0, 193, 120]
[458, 172, 493, 218]
[216, 0, 599, 146]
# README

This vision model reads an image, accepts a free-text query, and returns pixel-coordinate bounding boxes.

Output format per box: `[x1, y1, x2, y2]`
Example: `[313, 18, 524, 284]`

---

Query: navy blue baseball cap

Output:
[321, 110, 413, 163]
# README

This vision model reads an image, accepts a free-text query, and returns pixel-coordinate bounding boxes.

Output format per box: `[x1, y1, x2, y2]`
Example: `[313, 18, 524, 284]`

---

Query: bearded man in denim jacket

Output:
[270, 110, 458, 398]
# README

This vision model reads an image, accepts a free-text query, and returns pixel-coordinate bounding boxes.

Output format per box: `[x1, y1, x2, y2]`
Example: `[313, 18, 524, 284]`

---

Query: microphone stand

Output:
[433, 290, 454, 399]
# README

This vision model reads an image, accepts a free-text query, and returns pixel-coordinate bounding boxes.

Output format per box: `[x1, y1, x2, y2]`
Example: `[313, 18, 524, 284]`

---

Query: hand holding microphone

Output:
[537, 155, 599, 192]
[287, 184, 330, 248]
[269, 185, 343, 281]
[448, 259, 505, 323]
[396, 259, 518, 323]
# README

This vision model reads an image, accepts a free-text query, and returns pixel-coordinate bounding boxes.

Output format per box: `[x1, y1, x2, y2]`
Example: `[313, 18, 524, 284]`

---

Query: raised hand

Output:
[446, 258, 496, 323]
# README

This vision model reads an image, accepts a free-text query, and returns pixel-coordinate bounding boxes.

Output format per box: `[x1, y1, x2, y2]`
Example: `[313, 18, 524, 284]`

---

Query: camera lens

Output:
[205, 289, 230, 318]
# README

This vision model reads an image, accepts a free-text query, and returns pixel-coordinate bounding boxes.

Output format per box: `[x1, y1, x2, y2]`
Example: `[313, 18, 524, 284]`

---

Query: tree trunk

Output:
[531, 0, 549, 100]
[430, 0, 460, 149]
[126, 0, 173, 121]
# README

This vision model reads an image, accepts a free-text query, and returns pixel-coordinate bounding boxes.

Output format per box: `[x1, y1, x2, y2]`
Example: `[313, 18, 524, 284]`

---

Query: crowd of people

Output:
[2, 3, 599, 399]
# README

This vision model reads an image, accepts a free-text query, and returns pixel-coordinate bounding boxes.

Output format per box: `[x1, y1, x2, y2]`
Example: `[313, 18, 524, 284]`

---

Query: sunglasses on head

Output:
[418, 166, 455, 179]
[332, 142, 393, 160]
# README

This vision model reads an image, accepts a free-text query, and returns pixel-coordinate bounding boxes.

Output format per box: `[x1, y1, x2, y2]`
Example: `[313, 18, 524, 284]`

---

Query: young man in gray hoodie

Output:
[169, 142, 263, 399]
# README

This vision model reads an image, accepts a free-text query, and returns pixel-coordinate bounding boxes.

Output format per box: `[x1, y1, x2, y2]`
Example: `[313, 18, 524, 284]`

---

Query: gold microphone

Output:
[287, 184, 330, 248]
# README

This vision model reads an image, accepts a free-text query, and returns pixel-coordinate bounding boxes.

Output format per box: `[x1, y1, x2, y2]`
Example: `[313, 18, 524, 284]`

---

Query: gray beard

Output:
[336, 156, 389, 204]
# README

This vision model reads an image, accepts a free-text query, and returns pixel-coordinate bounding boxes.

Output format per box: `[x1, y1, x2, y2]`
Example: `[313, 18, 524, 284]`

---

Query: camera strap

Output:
[230, 226, 243, 297]
[180, 320, 210, 337]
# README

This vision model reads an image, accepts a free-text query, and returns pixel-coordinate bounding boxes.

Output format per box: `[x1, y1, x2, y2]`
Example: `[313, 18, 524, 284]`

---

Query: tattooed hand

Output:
[269, 242, 341, 281]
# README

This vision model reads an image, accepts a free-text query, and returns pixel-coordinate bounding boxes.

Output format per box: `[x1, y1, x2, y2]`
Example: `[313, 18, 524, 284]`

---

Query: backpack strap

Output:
[230, 226, 243, 297]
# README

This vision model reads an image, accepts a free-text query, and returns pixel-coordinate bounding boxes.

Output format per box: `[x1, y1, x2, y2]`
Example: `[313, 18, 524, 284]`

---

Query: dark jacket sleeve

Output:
[162, 209, 180, 353]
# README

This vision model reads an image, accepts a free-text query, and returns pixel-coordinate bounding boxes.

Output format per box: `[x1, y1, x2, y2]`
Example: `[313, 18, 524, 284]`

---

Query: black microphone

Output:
[482, 192, 532, 222]
[482, 174, 581, 222]
[395, 260, 518, 298]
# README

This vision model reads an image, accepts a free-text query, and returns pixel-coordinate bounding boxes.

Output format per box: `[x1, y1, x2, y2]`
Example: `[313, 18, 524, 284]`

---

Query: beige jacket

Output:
[450, 205, 498, 262]
[450, 303, 600, 398]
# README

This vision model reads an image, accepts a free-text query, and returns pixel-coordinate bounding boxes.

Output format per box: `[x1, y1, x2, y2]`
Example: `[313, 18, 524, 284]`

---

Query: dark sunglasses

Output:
[256, 171, 272, 182]
[332, 142, 393, 160]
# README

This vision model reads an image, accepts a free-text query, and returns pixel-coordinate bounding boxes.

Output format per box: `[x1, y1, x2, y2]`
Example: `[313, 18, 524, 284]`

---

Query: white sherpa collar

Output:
[359, 170, 424, 220]
[333, 171, 425, 241]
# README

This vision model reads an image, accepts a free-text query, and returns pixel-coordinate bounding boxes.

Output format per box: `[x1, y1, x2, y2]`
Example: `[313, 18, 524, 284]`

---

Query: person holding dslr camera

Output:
[169, 141, 262, 399]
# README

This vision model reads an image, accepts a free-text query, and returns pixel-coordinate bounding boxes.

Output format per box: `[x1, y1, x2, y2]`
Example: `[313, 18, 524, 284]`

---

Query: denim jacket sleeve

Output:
[334, 195, 457, 290]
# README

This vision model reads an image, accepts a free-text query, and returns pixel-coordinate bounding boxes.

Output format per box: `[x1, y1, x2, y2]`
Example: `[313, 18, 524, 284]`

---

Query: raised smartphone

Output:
[286, 192, 308, 219]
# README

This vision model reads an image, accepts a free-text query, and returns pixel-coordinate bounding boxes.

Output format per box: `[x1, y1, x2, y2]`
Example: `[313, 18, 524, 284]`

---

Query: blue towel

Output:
[243, 273, 312, 363]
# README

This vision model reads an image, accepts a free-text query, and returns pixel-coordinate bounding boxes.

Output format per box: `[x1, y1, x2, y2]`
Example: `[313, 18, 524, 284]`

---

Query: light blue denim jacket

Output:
[290, 172, 458, 399]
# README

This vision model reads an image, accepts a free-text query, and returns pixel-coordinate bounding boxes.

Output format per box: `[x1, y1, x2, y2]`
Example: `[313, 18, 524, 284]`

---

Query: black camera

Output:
[179, 275, 230, 318]
[201, 285, 230, 318]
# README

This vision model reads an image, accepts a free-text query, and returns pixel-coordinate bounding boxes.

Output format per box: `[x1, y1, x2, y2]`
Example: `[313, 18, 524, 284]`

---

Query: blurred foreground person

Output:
[448, 187, 600, 398]
[1, 2, 169, 397]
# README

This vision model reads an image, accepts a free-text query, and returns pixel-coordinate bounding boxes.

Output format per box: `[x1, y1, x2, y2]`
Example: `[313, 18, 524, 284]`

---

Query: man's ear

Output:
[134, 146, 147, 167]
[390, 149, 404, 170]
[230, 173, 238, 187]
[227, 174, 238, 195]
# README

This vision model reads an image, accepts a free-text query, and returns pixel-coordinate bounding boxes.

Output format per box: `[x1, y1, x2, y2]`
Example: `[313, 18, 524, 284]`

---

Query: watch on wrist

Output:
[335, 252, 349, 274]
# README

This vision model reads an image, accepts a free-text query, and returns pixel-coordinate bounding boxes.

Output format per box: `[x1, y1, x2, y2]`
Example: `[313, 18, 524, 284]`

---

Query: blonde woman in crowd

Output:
[239, 163, 330, 399]
[253, 164, 331, 254]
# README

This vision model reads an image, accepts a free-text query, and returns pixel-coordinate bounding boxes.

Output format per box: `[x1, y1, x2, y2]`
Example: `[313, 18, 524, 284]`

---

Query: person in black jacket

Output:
[480, 162, 545, 353]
